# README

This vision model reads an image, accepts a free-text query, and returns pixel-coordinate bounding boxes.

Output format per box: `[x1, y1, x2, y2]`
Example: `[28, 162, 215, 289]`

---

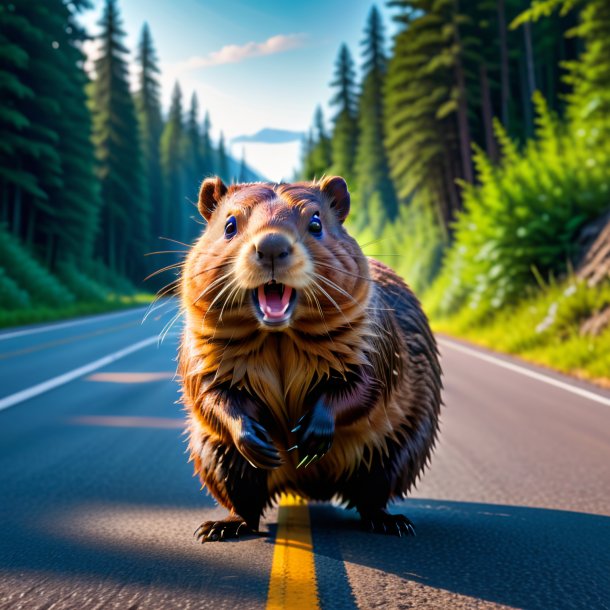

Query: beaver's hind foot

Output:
[360, 510, 416, 537]
[194, 516, 254, 543]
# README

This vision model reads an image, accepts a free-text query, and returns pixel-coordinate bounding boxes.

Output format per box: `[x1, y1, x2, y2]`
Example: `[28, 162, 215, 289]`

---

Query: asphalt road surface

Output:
[1, 303, 609, 610]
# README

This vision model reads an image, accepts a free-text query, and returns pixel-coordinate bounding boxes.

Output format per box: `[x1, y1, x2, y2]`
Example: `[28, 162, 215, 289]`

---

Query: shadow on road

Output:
[308, 499, 610, 609]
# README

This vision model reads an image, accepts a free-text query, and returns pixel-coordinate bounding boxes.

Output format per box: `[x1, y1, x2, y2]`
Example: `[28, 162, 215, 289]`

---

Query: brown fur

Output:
[179, 176, 442, 536]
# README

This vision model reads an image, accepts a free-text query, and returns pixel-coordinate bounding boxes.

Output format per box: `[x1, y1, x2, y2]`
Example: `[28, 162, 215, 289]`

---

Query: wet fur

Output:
[179, 177, 442, 534]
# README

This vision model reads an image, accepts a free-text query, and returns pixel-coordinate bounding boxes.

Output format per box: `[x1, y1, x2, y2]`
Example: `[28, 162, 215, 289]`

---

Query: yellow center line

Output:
[0, 320, 139, 360]
[266, 494, 320, 610]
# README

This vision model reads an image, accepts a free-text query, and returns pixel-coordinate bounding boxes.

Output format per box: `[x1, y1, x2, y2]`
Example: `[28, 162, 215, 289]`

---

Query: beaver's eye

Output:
[308, 213, 322, 237]
[225, 216, 237, 239]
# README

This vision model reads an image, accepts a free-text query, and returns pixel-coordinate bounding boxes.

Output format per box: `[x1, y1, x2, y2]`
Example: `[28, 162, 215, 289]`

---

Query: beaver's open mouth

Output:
[252, 281, 297, 326]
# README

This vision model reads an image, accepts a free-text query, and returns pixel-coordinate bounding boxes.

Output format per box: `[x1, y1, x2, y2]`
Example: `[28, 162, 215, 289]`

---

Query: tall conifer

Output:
[135, 22, 163, 254]
[355, 6, 397, 223]
[160, 82, 187, 242]
[91, 0, 147, 277]
[329, 45, 358, 184]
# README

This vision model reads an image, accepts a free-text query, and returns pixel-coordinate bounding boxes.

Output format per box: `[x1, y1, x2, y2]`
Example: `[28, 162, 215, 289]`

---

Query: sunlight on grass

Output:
[429, 279, 610, 387]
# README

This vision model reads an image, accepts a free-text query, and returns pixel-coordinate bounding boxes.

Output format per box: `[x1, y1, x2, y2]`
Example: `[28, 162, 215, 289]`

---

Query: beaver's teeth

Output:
[280, 286, 292, 309]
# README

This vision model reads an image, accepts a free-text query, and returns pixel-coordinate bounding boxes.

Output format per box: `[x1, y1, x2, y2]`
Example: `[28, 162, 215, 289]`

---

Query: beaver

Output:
[179, 175, 442, 541]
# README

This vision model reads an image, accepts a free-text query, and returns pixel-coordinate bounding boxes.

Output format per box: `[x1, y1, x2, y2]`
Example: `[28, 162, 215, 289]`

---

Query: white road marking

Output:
[0, 307, 148, 342]
[0, 337, 158, 412]
[439, 338, 610, 407]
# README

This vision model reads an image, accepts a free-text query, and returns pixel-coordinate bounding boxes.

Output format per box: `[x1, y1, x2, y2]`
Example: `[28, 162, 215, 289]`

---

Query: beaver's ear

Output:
[320, 176, 350, 224]
[198, 176, 228, 221]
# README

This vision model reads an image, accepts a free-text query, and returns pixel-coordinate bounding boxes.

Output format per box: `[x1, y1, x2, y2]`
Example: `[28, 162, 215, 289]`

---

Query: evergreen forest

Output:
[300, 0, 610, 384]
[0, 0, 258, 325]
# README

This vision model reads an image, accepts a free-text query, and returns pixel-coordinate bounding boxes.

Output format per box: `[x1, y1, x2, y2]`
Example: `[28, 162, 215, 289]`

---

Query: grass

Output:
[0, 293, 155, 330]
[426, 278, 610, 388]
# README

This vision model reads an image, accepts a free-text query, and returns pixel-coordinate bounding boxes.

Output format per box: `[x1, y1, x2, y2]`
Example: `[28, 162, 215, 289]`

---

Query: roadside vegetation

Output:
[301, 0, 610, 385]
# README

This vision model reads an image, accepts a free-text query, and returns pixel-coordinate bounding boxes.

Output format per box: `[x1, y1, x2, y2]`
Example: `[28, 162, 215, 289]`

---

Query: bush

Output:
[428, 94, 610, 318]
[0, 225, 75, 307]
[0, 266, 30, 310]
[56, 261, 109, 302]
[82, 259, 136, 296]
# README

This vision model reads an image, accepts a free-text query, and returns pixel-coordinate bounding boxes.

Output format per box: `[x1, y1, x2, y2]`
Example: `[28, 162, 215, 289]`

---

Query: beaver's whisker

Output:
[312, 288, 334, 342]
[193, 271, 235, 304]
[219, 282, 241, 323]
[202, 276, 241, 327]
[311, 278, 353, 329]
[158, 307, 184, 345]
[145, 250, 189, 256]
[313, 272, 361, 307]
[358, 236, 389, 249]
[313, 260, 377, 283]
[145, 262, 185, 282]
[158, 236, 193, 248]
[143, 279, 181, 322]
[210, 278, 243, 338]
[189, 257, 238, 281]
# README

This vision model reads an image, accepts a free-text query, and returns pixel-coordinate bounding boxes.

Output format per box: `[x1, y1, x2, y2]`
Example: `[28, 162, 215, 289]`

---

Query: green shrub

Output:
[56, 261, 109, 302]
[82, 259, 136, 296]
[0, 266, 30, 310]
[428, 94, 610, 318]
[0, 225, 74, 307]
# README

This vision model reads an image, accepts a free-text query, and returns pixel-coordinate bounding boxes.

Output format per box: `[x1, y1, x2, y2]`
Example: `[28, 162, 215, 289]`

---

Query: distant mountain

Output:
[232, 128, 305, 145]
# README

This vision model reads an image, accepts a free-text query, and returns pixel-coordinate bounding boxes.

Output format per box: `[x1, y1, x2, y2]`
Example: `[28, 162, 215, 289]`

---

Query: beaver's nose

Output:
[255, 233, 293, 262]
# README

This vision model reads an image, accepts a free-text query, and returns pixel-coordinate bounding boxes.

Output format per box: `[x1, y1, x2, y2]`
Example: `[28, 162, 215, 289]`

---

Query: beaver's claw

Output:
[291, 399, 334, 468]
[236, 418, 282, 470]
[360, 510, 416, 537]
[194, 517, 254, 543]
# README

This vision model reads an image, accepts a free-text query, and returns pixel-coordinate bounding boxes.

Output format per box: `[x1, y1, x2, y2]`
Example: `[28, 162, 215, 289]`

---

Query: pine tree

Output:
[0, 1, 100, 266]
[354, 5, 398, 223]
[135, 22, 163, 254]
[385, 1, 461, 231]
[217, 131, 229, 182]
[329, 45, 358, 184]
[160, 82, 187, 242]
[308, 106, 333, 178]
[200, 110, 215, 176]
[186, 93, 203, 192]
[0, 2, 63, 250]
[91, 0, 147, 278]
[52, 1, 101, 265]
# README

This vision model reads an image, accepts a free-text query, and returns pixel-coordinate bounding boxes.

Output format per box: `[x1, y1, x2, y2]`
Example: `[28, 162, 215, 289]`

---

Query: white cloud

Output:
[176, 33, 307, 71]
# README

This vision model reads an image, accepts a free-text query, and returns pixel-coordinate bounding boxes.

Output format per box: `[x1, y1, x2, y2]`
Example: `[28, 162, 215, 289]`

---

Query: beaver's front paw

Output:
[291, 399, 334, 468]
[236, 417, 282, 470]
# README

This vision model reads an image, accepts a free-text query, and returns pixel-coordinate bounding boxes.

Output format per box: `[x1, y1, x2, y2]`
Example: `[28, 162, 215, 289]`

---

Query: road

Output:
[0, 304, 609, 610]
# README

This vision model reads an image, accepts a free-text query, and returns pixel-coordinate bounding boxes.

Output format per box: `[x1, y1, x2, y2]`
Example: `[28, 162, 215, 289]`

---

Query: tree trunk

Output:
[497, 0, 510, 128]
[1, 181, 7, 224]
[523, 22, 536, 95]
[442, 148, 461, 220]
[519, 54, 534, 137]
[26, 208, 36, 248]
[480, 63, 498, 162]
[453, 1, 474, 183]
[12, 185, 23, 239]
[108, 213, 116, 272]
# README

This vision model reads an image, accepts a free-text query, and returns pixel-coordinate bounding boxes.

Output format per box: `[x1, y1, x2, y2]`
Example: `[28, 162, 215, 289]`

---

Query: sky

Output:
[79, 0, 397, 181]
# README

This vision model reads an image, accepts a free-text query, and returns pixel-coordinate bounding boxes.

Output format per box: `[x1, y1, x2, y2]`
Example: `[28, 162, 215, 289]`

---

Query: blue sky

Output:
[80, 0, 397, 178]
